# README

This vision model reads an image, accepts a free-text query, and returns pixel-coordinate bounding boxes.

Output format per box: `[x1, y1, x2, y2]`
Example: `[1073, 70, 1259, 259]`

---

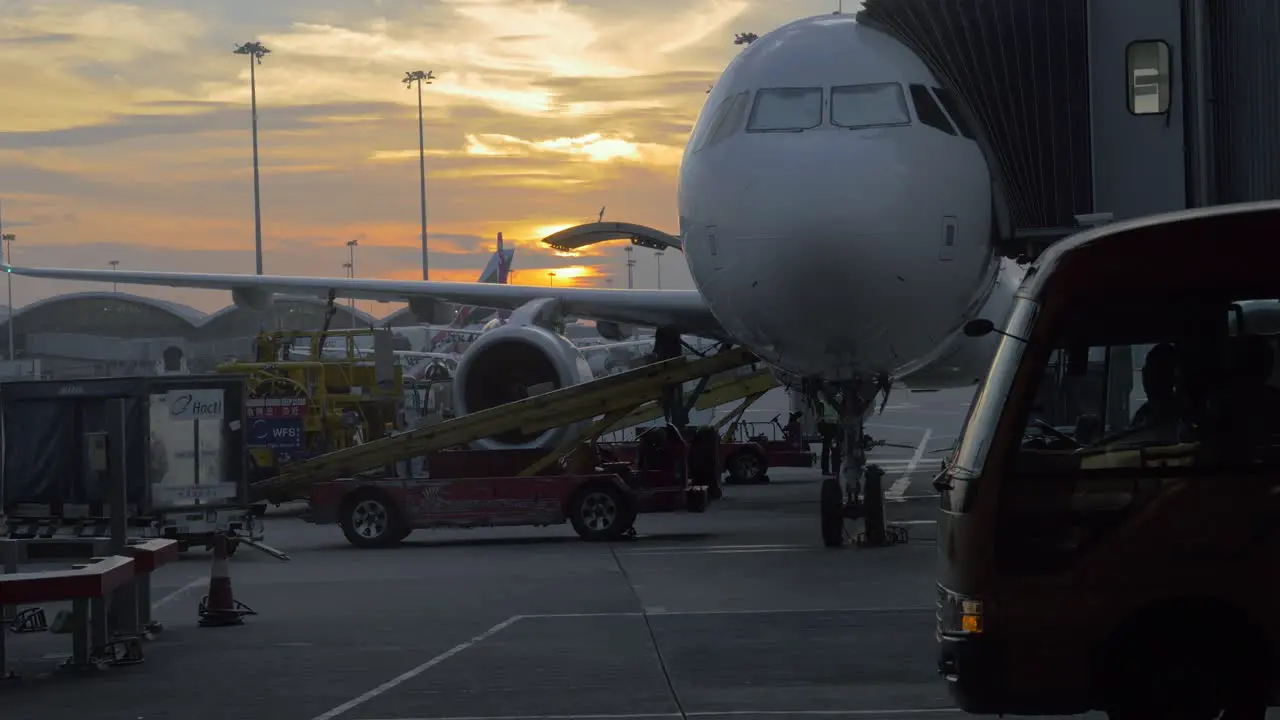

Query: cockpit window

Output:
[830, 83, 911, 129]
[697, 91, 750, 151]
[747, 87, 823, 132]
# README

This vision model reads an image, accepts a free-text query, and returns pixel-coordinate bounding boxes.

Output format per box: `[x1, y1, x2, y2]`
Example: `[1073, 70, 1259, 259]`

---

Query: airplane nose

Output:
[681, 132, 989, 379]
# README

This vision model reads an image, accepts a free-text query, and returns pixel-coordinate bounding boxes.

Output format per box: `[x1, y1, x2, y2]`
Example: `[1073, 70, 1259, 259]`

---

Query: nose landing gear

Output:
[816, 377, 909, 549]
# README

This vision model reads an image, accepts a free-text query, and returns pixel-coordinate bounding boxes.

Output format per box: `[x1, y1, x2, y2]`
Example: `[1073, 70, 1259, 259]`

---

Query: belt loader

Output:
[252, 346, 764, 547]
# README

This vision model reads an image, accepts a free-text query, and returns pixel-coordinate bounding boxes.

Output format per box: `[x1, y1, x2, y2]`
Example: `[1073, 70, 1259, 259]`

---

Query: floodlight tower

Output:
[624, 245, 635, 289]
[402, 70, 435, 281]
[2, 232, 14, 361]
[654, 250, 665, 290]
[109, 260, 120, 292]
[234, 41, 271, 274]
[345, 238, 359, 311]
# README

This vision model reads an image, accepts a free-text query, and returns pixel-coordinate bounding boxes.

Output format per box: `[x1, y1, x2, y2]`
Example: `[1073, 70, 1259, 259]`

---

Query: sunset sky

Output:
[0, 0, 848, 315]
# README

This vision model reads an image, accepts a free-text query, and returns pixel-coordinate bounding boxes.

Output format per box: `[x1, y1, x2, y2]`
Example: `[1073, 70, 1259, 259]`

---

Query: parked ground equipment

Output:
[0, 375, 283, 559]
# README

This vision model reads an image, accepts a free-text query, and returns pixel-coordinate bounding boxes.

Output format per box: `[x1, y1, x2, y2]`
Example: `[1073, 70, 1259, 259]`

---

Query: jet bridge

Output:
[542, 222, 682, 253]
[252, 346, 761, 502]
[858, 0, 1095, 258]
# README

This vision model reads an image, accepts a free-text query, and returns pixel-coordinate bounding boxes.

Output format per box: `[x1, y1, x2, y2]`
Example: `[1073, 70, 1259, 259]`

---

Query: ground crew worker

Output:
[817, 401, 841, 475]
[785, 411, 805, 449]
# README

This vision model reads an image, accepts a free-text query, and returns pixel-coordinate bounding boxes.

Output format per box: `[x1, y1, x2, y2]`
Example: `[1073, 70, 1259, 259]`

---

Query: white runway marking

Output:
[522, 606, 934, 619]
[151, 575, 206, 611]
[886, 429, 932, 500]
[310, 615, 524, 720]
[353, 708, 962, 720]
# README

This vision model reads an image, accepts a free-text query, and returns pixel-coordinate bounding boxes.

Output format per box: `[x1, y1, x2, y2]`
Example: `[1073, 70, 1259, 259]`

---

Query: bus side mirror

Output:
[963, 319, 996, 337]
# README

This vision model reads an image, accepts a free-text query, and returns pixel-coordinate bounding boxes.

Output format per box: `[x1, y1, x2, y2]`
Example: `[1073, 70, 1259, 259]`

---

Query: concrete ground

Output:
[0, 392, 1129, 720]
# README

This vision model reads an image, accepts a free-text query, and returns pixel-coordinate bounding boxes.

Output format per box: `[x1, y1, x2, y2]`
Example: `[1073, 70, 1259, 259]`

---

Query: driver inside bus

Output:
[1129, 343, 1194, 439]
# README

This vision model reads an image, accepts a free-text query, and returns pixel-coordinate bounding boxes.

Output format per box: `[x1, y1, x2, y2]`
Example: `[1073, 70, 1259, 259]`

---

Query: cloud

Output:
[370, 131, 682, 167]
[0, 0, 855, 312]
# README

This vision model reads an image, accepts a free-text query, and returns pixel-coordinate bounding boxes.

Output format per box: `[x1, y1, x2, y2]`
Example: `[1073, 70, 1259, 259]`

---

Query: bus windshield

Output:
[951, 299, 1038, 476]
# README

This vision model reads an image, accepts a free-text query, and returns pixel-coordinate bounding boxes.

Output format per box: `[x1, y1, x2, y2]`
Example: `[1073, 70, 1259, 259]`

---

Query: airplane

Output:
[7, 13, 1019, 532]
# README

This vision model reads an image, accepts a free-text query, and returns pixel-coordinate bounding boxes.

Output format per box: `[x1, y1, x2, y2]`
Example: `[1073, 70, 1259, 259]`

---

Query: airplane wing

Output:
[7, 265, 728, 340]
[289, 348, 458, 363]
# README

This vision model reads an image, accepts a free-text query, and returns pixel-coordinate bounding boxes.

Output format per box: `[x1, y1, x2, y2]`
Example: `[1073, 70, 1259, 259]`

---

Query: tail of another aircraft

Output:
[443, 233, 515, 337]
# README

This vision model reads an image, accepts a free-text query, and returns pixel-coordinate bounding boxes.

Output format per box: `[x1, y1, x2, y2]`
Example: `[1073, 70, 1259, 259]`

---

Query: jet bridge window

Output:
[830, 82, 911, 129]
[1127, 40, 1171, 115]
[747, 87, 823, 132]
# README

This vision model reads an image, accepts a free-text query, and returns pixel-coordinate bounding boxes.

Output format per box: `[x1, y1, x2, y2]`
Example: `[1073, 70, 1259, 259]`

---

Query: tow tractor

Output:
[253, 342, 763, 547]
[600, 396, 815, 485]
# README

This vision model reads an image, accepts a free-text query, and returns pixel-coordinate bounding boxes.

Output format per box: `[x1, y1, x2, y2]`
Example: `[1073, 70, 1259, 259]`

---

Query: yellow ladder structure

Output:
[599, 367, 778, 434]
[253, 346, 762, 502]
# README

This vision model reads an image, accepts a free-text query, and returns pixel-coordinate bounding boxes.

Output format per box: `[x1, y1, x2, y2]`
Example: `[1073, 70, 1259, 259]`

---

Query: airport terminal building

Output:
[0, 292, 382, 379]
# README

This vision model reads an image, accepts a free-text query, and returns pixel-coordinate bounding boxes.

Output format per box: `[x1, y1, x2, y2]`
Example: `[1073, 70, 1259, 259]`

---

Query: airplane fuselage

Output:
[678, 15, 1004, 383]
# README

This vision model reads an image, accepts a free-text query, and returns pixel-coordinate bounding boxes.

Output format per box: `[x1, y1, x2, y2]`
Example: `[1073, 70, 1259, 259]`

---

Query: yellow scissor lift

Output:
[252, 345, 765, 505]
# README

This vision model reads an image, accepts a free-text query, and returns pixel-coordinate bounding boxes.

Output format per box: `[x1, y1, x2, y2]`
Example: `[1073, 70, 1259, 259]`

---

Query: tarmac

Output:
[0, 390, 1128, 719]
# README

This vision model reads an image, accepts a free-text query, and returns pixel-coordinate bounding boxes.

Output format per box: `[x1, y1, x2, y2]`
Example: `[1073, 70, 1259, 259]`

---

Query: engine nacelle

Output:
[452, 324, 595, 451]
[231, 286, 275, 311]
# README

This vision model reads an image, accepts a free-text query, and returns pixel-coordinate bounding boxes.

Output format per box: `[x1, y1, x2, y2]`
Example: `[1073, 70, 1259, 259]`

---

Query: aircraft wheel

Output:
[820, 478, 845, 548]
[726, 449, 766, 484]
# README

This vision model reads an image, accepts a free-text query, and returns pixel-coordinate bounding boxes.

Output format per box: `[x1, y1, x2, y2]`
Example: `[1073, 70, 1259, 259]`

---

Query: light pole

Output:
[109, 260, 119, 292]
[402, 70, 435, 281]
[2, 232, 14, 361]
[547, 271, 556, 287]
[624, 245, 635, 289]
[654, 250, 664, 290]
[345, 239, 359, 312]
[234, 41, 271, 275]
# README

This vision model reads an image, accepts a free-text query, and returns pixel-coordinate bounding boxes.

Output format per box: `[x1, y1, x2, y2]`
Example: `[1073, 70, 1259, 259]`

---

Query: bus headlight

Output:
[938, 586, 985, 635]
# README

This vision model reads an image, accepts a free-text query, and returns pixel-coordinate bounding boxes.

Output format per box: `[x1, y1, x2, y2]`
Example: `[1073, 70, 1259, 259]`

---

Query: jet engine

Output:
[452, 323, 595, 451]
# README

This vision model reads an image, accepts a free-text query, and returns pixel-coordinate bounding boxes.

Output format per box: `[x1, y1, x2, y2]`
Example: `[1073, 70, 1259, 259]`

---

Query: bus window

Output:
[1126, 40, 1171, 115]
[747, 87, 823, 132]
[999, 298, 1280, 572]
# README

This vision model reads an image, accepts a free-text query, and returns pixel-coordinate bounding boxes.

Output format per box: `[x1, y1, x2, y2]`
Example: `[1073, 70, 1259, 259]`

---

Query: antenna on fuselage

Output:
[597, 206, 606, 223]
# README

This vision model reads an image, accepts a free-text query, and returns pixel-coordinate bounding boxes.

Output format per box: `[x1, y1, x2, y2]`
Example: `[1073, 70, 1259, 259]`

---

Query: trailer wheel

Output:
[726, 449, 766, 484]
[568, 484, 635, 542]
[340, 490, 406, 549]
[820, 477, 844, 548]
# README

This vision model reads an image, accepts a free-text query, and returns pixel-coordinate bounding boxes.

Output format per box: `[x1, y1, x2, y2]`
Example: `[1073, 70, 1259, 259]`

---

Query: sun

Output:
[531, 223, 577, 240]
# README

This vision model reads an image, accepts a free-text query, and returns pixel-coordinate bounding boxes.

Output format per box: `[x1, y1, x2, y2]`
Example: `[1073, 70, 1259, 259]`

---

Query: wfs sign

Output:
[165, 389, 225, 421]
[250, 418, 304, 449]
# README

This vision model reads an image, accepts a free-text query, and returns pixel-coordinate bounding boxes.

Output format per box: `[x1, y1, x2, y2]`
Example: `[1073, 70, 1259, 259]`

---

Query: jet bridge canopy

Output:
[858, 0, 1094, 256]
[542, 222, 682, 253]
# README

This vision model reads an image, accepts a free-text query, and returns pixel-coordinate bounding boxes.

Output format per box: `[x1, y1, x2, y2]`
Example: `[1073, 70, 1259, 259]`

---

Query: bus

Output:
[935, 201, 1280, 720]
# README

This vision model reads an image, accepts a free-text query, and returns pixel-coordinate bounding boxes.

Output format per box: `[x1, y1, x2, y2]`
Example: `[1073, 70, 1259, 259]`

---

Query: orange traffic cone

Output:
[198, 533, 256, 628]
